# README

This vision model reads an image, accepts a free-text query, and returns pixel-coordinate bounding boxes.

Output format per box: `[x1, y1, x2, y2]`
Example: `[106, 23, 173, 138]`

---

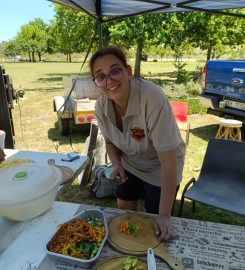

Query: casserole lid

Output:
[0, 163, 61, 204]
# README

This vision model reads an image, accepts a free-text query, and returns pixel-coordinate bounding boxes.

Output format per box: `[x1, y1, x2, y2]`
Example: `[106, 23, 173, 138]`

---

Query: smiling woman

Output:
[89, 45, 186, 241]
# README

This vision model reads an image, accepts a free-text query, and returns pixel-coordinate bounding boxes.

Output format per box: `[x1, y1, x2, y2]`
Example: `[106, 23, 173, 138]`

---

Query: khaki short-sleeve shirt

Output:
[95, 78, 185, 187]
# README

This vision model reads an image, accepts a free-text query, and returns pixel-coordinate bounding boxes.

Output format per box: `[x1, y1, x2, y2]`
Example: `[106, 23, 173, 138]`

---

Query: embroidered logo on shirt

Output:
[131, 127, 145, 141]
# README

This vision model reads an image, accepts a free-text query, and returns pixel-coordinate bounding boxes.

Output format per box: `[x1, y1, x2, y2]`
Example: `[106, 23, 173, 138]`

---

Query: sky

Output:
[0, 0, 55, 43]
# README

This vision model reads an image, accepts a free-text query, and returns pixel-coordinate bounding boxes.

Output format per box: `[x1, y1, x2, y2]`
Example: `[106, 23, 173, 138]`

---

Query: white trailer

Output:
[53, 76, 100, 135]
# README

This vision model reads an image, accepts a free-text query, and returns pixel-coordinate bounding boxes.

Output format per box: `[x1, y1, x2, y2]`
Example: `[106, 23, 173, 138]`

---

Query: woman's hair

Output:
[89, 46, 128, 75]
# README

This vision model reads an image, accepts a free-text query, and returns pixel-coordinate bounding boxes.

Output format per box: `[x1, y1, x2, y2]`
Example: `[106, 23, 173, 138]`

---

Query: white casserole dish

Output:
[0, 163, 62, 221]
[45, 209, 108, 268]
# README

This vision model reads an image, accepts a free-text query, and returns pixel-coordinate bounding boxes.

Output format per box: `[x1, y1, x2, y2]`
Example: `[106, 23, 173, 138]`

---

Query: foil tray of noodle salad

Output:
[45, 209, 108, 268]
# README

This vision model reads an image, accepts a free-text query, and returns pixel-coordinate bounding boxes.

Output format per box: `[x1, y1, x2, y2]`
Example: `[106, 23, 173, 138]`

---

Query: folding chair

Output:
[179, 138, 245, 216]
[170, 101, 190, 145]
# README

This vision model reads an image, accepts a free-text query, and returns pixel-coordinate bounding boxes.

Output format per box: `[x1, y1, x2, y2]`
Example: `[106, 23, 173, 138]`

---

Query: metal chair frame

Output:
[179, 138, 245, 216]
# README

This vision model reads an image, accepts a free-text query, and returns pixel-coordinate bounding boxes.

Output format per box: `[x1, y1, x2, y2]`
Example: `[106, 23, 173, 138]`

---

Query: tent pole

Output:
[95, 0, 103, 48]
[97, 20, 103, 49]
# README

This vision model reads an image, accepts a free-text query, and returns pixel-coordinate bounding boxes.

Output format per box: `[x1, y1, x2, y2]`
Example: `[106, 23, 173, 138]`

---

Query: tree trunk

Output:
[69, 53, 71, 62]
[134, 39, 143, 78]
[38, 52, 42, 62]
[32, 51, 36, 62]
[28, 52, 31, 62]
[207, 46, 212, 61]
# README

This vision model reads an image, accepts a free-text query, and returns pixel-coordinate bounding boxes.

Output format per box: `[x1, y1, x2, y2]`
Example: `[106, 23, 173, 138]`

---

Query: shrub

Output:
[188, 98, 206, 114]
[162, 81, 206, 114]
[164, 83, 189, 99]
[186, 81, 202, 97]
[163, 81, 201, 99]
[192, 63, 204, 82]
[173, 61, 192, 84]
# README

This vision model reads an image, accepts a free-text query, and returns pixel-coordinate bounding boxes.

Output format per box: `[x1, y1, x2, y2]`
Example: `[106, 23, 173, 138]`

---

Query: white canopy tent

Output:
[49, 0, 245, 19]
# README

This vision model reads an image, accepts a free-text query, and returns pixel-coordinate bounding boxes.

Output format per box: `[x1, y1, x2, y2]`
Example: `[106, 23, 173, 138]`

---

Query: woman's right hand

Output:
[110, 165, 128, 184]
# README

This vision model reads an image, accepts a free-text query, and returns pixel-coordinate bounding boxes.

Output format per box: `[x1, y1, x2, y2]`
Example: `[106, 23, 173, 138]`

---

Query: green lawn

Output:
[2, 60, 245, 226]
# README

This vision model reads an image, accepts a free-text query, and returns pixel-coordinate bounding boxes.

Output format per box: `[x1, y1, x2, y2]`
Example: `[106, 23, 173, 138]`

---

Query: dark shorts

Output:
[115, 170, 161, 214]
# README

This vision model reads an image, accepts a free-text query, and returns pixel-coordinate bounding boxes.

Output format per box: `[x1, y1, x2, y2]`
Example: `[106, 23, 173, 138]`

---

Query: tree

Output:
[50, 5, 96, 62]
[3, 40, 21, 59]
[157, 13, 194, 83]
[109, 15, 164, 77]
[16, 18, 49, 62]
[183, 11, 245, 60]
[32, 19, 50, 61]
[161, 13, 191, 60]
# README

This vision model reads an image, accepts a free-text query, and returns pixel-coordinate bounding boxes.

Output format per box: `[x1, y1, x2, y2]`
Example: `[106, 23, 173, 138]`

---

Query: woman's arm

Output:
[105, 139, 128, 182]
[105, 139, 122, 166]
[155, 148, 177, 241]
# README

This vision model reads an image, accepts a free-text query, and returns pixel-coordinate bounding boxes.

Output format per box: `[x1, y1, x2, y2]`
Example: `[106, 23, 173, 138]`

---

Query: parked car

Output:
[200, 60, 245, 122]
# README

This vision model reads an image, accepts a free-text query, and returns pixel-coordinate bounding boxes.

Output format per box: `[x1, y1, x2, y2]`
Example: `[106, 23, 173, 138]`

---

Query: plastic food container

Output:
[0, 163, 62, 221]
[45, 209, 108, 268]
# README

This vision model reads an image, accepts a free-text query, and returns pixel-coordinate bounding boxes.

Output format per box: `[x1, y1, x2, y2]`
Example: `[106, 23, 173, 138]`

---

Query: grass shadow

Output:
[37, 76, 63, 82]
[190, 124, 218, 141]
[57, 180, 118, 209]
[36, 71, 90, 85]
[191, 123, 245, 142]
[144, 77, 174, 85]
[144, 71, 176, 78]
[142, 71, 176, 85]
[24, 87, 63, 93]
[47, 121, 91, 146]
[46, 72, 88, 77]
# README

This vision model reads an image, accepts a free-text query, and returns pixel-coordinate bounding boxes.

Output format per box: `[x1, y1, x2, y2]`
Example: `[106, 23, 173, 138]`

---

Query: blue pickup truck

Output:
[200, 60, 245, 121]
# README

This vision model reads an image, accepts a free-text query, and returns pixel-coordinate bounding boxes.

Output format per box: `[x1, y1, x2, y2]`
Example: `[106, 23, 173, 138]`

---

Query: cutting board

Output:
[94, 256, 147, 270]
[107, 213, 184, 270]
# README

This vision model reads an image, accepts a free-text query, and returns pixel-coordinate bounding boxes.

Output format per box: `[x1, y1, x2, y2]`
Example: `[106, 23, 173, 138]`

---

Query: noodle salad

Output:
[48, 217, 106, 260]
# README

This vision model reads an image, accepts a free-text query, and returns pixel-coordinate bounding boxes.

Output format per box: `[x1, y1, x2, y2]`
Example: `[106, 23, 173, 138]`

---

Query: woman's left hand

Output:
[154, 215, 176, 241]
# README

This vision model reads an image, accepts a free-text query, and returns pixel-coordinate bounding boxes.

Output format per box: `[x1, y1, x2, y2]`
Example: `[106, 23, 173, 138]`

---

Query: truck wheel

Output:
[58, 117, 70, 135]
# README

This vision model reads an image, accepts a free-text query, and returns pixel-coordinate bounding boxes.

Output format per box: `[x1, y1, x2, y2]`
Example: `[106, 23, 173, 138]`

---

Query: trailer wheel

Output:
[58, 116, 70, 135]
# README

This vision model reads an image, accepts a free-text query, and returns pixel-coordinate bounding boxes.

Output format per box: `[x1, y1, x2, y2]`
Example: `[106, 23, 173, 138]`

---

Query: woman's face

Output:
[92, 54, 132, 102]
